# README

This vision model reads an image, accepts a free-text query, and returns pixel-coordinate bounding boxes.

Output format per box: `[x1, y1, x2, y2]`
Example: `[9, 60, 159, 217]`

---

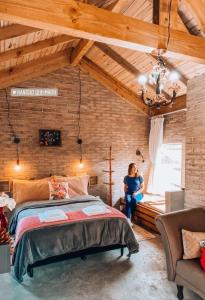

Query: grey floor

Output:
[0, 237, 202, 300]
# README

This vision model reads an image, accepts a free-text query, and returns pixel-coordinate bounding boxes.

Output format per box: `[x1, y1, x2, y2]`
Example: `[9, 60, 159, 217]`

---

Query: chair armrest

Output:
[156, 207, 205, 281]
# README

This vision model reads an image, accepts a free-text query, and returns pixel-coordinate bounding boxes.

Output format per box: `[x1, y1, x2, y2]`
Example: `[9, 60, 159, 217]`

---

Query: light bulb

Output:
[15, 164, 21, 171]
[169, 71, 180, 83]
[159, 83, 164, 92]
[79, 159, 84, 169]
[138, 75, 148, 86]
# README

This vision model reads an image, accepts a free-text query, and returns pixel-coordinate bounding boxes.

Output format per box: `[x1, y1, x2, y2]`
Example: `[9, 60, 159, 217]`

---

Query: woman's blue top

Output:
[123, 175, 144, 195]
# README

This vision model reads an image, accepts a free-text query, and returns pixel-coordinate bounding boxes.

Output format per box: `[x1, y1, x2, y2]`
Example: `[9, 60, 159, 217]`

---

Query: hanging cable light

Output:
[5, 89, 21, 171]
[77, 68, 83, 168]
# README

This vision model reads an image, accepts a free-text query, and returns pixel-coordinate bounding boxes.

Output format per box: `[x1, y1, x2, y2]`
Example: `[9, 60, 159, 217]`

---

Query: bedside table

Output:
[0, 243, 10, 274]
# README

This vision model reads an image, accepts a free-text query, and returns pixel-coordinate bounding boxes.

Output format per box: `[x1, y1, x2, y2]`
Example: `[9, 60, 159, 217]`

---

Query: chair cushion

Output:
[176, 259, 205, 294]
[182, 229, 205, 259]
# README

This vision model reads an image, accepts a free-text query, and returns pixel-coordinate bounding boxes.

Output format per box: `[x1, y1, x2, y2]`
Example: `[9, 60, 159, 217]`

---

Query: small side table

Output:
[0, 243, 10, 274]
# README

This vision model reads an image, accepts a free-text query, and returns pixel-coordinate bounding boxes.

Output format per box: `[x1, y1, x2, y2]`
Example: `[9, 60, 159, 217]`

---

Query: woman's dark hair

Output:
[128, 163, 138, 176]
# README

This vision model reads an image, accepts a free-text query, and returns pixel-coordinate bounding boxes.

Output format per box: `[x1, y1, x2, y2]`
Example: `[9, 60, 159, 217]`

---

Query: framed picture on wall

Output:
[39, 129, 62, 147]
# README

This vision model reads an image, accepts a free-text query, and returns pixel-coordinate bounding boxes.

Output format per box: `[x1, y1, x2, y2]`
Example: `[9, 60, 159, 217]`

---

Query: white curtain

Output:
[147, 116, 164, 194]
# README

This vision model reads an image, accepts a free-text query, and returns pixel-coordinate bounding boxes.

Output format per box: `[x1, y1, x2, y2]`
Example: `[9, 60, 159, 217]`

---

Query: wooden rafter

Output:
[94, 42, 171, 99]
[70, 0, 126, 66]
[153, 0, 188, 32]
[0, 24, 39, 42]
[0, 50, 71, 88]
[150, 94, 186, 115]
[71, 39, 94, 66]
[80, 57, 149, 115]
[94, 43, 140, 76]
[0, 35, 76, 64]
[1, 1, 205, 63]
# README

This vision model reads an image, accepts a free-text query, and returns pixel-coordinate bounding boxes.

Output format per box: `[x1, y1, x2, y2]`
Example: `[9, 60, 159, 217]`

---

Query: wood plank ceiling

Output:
[0, 0, 205, 116]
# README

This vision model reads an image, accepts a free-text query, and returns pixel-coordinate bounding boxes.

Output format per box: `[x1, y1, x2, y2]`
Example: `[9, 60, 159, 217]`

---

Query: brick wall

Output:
[164, 111, 186, 144]
[0, 65, 149, 204]
[185, 74, 205, 208]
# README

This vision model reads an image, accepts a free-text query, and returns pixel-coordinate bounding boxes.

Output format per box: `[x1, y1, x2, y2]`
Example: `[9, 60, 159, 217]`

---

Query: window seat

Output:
[134, 194, 165, 233]
[140, 193, 166, 214]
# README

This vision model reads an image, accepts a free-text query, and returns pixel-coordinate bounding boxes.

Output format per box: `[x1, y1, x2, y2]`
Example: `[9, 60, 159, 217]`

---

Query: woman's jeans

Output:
[125, 193, 143, 219]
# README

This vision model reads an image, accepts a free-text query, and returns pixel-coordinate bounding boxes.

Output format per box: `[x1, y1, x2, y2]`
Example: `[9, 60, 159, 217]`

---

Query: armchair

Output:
[156, 207, 205, 300]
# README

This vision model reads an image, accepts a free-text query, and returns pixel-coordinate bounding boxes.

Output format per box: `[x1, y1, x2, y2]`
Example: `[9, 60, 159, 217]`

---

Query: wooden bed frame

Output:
[27, 244, 127, 278]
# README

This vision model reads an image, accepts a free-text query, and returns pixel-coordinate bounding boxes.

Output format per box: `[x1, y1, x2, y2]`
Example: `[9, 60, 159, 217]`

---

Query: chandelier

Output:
[137, 54, 181, 109]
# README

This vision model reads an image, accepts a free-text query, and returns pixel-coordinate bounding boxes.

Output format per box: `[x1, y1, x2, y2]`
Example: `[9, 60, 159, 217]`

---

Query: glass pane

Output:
[155, 143, 182, 195]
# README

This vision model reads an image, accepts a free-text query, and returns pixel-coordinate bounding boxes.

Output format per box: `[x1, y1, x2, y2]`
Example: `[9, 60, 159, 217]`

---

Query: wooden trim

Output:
[0, 24, 39, 42]
[0, 50, 70, 89]
[80, 57, 149, 115]
[0, 35, 75, 64]
[150, 94, 186, 115]
[2, 1, 205, 63]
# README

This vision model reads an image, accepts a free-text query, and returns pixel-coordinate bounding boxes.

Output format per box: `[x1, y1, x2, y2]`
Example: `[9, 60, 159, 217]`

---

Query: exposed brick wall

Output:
[163, 111, 186, 189]
[0, 65, 149, 204]
[185, 74, 205, 208]
[164, 111, 186, 144]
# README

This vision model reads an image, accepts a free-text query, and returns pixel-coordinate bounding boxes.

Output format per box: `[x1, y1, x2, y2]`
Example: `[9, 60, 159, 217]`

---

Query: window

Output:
[154, 143, 184, 196]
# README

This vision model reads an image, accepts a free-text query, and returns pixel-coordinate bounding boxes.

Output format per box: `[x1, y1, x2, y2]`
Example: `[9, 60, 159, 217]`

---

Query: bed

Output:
[9, 195, 139, 282]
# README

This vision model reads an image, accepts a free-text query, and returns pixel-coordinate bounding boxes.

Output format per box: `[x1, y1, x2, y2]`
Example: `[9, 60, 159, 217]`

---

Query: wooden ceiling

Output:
[0, 0, 205, 116]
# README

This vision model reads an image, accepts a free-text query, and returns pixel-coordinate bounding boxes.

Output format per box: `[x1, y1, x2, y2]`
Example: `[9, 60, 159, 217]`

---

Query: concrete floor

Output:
[0, 237, 202, 300]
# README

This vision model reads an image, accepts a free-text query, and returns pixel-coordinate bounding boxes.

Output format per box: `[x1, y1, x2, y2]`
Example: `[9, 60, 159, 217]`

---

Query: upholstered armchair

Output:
[156, 207, 205, 300]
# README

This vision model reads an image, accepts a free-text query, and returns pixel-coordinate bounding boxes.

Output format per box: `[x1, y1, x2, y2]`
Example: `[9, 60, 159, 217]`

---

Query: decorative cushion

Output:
[53, 175, 89, 197]
[182, 229, 205, 259]
[12, 178, 50, 204]
[49, 181, 69, 200]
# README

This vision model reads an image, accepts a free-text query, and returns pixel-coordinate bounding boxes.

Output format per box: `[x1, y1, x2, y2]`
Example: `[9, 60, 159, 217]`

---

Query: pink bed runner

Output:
[15, 207, 126, 246]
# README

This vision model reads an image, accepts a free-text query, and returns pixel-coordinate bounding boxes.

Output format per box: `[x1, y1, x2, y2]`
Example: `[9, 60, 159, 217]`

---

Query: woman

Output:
[124, 163, 144, 222]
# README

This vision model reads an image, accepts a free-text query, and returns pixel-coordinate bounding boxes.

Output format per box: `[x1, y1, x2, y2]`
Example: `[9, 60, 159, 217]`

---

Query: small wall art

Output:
[39, 129, 61, 147]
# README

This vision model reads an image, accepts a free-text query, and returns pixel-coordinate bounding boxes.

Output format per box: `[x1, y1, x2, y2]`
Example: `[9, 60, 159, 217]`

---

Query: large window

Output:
[154, 143, 184, 196]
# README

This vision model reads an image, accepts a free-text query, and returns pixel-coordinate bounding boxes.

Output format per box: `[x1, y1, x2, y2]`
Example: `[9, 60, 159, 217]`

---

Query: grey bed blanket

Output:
[9, 195, 139, 282]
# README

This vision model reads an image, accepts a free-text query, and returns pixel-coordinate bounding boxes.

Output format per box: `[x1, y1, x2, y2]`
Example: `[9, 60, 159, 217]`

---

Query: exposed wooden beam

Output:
[0, 50, 70, 89]
[1, 1, 205, 64]
[71, 39, 94, 66]
[71, 0, 126, 66]
[94, 42, 171, 99]
[95, 42, 140, 76]
[0, 24, 39, 42]
[150, 94, 186, 115]
[80, 57, 149, 115]
[153, 0, 188, 32]
[0, 35, 75, 64]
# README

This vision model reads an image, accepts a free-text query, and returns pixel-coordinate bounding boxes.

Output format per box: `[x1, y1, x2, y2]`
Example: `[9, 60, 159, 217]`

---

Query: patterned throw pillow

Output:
[49, 181, 69, 200]
[182, 229, 205, 259]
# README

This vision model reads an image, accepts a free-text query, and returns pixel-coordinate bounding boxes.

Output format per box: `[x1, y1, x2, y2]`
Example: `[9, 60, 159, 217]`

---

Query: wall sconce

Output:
[136, 149, 145, 163]
[13, 137, 21, 171]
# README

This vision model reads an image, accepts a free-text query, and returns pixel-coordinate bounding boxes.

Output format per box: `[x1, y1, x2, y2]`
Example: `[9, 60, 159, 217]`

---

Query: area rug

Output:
[133, 224, 156, 242]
